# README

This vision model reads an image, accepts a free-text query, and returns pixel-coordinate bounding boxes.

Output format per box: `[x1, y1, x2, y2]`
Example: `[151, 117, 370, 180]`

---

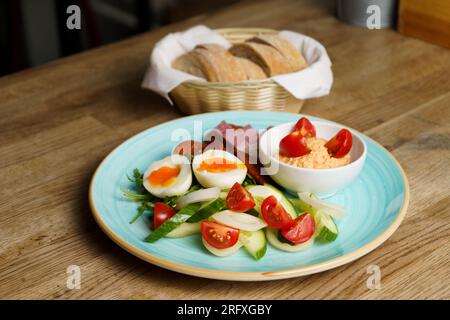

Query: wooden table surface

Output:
[1, 0, 449, 300]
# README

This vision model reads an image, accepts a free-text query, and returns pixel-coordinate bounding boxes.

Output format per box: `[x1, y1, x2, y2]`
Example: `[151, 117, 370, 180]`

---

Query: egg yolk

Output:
[197, 158, 242, 173]
[148, 166, 180, 186]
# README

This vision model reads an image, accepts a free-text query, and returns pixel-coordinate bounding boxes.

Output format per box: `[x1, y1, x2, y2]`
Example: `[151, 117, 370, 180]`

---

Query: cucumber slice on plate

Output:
[245, 184, 297, 219]
[144, 202, 201, 243]
[288, 197, 318, 215]
[239, 230, 267, 260]
[265, 227, 314, 252]
[202, 238, 243, 257]
[166, 222, 201, 238]
[315, 211, 339, 242]
[187, 198, 226, 223]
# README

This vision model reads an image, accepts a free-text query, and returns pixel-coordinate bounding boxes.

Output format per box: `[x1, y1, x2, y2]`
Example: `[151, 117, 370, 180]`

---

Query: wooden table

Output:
[1, 0, 449, 300]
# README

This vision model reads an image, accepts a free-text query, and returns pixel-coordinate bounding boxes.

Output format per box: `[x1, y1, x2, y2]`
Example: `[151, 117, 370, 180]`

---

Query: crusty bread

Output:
[172, 52, 207, 80]
[247, 35, 307, 72]
[194, 44, 247, 82]
[235, 57, 267, 80]
[229, 42, 292, 76]
[172, 44, 248, 82]
[188, 48, 219, 81]
[172, 36, 307, 82]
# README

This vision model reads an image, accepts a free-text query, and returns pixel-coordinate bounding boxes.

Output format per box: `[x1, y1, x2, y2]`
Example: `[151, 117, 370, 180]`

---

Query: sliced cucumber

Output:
[266, 227, 314, 252]
[315, 211, 339, 242]
[288, 195, 319, 215]
[251, 196, 265, 215]
[239, 230, 267, 260]
[166, 222, 200, 238]
[187, 198, 226, 223]
[144, 202, 201, 243]
[289, 195, 339, 242]
[246, 184, 297, 219]
[202, 238, 242, 257]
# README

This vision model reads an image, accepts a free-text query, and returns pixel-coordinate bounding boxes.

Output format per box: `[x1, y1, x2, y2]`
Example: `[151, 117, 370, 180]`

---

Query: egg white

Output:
[192, 150, 247, 189]
[143, 155, 192, 197]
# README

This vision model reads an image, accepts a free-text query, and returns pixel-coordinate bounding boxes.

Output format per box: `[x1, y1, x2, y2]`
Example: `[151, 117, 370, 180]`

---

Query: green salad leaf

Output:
[127, 168, 144, 191]
[129, 202, 154, 224]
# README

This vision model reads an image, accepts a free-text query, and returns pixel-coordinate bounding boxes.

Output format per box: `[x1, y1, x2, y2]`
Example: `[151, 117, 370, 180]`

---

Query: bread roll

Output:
[172, 52, 207, 80]
[235, 57, 266, 80]
[194, 44, 247, 82]
[247, 35, 307, 72]
[188, 48, 220, 81]
[229, 42, 292, 76]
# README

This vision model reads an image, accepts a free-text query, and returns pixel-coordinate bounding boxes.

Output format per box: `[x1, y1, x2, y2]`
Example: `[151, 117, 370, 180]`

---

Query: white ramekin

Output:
[259, 121, 367, 197]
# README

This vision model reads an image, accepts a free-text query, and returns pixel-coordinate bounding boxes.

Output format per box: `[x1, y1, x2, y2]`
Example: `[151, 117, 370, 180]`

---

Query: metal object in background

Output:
[337, 0, 398, 28]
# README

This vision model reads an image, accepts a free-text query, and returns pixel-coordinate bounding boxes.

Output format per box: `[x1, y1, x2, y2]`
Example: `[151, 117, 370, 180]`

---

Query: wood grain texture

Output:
[399, 0, 450, 49]
[0, 0, 449, 300]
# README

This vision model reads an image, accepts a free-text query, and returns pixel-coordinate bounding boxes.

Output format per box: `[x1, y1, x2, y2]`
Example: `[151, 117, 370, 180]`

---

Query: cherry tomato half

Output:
[324, 129, 353, 158]
[279, 131, 311, 157]
[153, 202, 176, 229]
[226, 182, 256, 212]
[201, 221, 240, 249]
[261, 195, 295, 230]
[281, 213, 315, 244]
[293, 117, 316, 137]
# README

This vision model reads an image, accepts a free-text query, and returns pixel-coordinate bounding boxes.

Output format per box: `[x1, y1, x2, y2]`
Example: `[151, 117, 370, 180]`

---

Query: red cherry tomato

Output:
[279, 131, 311, 157]
[153, 202, 176, 229]
[281, 213, 315, 244]
[325, 129, 353, 158]
[226, 182, 256, 212]
[293, 117, 316, 137]
[201, 221, 240, 249]
[261, 195, 295, 230]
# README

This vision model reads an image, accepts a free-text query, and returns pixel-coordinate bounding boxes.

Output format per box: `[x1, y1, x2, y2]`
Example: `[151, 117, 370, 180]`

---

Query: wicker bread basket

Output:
[170, 28, 305, 115]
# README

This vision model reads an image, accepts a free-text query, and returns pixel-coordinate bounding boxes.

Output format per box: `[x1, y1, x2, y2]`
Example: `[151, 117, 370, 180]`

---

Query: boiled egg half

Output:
[143, 155, 192, 197]
[192, 149, 247, 189]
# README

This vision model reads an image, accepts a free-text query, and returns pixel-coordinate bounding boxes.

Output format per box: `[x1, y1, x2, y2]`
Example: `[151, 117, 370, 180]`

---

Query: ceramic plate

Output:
[89, 111, 409, 281]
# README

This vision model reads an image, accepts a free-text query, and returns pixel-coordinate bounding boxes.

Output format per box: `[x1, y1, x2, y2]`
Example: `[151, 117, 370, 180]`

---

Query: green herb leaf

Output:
[129, 202, 155, 224]
[126, 168, 144, 191]
[121, 188, 152, 201]
[129, 204, 146, 224]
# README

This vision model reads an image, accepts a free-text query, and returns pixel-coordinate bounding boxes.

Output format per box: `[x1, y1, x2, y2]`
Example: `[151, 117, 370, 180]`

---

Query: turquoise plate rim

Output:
[89, 111, 410, 281]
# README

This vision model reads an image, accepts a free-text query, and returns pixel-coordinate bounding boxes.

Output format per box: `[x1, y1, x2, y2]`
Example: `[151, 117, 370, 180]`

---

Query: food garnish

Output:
[293, 117, 316, 137]
[325, 128, 352, 158]
[226, 182, 255, 212]
[279, 131, 311, 157]
[261, 195, 295, 230]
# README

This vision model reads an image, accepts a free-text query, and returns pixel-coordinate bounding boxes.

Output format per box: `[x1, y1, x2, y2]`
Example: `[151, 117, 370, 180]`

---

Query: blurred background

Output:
[1, 0, 448, 77]
[0, 0, 240, 76]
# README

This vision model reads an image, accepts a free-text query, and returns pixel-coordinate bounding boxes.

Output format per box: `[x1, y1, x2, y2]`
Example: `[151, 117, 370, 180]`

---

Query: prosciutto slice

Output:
[204, 121, 274, 185]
